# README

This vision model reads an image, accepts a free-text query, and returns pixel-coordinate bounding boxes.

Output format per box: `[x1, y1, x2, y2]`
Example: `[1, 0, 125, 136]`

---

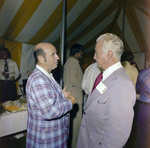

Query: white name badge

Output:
[96, 82, 107, 94]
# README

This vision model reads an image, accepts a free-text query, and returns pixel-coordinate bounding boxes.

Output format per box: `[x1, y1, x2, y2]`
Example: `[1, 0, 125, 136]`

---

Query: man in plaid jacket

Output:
[26, 43, 75, 148]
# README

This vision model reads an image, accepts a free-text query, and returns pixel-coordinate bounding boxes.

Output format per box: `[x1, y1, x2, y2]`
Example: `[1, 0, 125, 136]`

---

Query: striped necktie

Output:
[4, 60, 9, 79]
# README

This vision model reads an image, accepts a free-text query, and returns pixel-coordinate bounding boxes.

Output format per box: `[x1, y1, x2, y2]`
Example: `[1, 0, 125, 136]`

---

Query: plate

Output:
[3, 100, 27, 113]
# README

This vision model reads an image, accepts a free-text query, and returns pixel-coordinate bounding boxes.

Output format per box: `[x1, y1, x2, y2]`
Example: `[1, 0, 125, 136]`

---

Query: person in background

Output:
[63, 43, 83, 148]
[0, 47, 20, 102]
[26, 70, 31, 76]
[82, 62, 102, 108]
[82, 62, 102, 95]
[135, 52, 150, 148]
[131, 61, 140, 72]
[121, 50, 138, 88]
[26, 43, 75, 148]
[77, 33, 136, 148]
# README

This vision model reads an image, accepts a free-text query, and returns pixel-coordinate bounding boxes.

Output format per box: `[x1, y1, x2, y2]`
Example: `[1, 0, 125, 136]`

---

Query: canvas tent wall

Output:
[0, 0, 150, 90]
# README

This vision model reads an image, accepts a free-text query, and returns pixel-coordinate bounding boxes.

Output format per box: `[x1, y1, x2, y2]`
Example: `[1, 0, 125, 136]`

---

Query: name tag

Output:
[96, 82, 107, 94]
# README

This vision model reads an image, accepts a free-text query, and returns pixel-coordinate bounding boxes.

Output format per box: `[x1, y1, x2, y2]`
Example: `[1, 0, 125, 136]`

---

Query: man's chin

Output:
[97, 64, 103, 69]
[54, 64, 58, 69]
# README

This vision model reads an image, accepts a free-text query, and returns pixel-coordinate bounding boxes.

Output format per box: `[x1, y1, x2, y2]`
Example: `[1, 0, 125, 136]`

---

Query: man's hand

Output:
[63, 86, 71, 98]
[9, 76, 15, 81]
[63, 86, 76, 105]
[26, 70, 31, 76]
[2, 71, 9, 76]
[68, 95, 76, 105]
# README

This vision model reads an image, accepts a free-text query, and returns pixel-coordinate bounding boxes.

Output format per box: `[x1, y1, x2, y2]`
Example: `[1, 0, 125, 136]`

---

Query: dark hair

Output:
[70, 43, 83, 56]
[121, 50, 134, 62]
[0, 47, 11, 59]
[34, 48, 46, 64]
[130, 61, 139, 71]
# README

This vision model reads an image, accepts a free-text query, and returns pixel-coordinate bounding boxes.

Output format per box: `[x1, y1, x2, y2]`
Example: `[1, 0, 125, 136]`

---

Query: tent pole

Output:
[122, 0, 126, 43]
[60, 0, 67, 88]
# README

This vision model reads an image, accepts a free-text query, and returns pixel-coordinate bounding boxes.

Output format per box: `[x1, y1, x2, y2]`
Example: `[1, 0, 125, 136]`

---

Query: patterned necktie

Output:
[92, 72, 103, 92]
[4, 60, 9, 79]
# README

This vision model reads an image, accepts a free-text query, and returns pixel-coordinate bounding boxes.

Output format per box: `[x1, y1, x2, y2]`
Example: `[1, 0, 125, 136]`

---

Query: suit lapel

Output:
[84, 67, 124, 110]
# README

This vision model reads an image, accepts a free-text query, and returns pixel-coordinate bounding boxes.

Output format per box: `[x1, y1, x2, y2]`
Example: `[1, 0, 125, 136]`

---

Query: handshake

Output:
[63, 86, 76, 105]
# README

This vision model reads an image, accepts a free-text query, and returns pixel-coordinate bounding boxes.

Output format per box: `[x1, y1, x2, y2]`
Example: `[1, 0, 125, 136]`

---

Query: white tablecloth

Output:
[0, 110, 27, 137]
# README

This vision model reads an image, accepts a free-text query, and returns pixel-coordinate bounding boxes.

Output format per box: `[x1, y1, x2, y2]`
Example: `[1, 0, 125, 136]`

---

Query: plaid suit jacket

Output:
[26, 68, 72, 148]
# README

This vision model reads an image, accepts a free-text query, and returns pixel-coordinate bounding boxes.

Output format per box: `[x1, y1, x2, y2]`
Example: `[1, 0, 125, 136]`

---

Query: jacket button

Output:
[83, 112, 86, 115]
[99, 143, 101, 145]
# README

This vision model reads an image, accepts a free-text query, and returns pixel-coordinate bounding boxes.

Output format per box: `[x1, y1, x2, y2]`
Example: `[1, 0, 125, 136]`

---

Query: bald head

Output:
[34, 43, 55, 64]
[34, 42, 59, 73]
[34, 43, 55, 51]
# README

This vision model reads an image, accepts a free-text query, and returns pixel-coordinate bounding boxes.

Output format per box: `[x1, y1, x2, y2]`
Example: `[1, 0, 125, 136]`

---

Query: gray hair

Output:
[96, 33, 124, 60]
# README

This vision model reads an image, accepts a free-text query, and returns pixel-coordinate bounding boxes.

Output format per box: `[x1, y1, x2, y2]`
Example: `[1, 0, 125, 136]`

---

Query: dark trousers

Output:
[0, 80, 17, 102]
[135, 101, 150, 148]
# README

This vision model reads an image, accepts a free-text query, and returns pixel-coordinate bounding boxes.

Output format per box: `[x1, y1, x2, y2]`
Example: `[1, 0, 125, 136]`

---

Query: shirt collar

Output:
[2, 59, 9, 62]
[103, 61, 122, 81]
[36, 64, 53, 80]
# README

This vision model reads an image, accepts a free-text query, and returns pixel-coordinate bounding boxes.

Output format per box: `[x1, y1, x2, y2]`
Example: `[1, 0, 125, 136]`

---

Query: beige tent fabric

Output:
[19, 43, 35, 85]
[0, 0, 150, 73]
[0, 0, 149, 52]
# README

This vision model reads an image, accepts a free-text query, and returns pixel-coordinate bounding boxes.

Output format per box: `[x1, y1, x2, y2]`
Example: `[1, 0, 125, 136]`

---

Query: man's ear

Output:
[107, 50, 113, 60]
[38, 55, 45, 63]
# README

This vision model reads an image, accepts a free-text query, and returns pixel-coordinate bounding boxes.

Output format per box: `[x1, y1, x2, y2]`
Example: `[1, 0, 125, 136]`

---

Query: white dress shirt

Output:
[82, 62, 101, 95]
[103, 61, 123, 81]
[0, 59, 20, 80]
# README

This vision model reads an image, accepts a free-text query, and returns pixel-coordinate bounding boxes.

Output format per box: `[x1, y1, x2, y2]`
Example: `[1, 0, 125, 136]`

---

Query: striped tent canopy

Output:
[0, 0, 150, 71]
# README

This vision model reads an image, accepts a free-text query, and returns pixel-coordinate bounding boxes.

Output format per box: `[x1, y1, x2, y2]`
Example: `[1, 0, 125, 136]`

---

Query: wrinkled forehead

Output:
[95, 39, 104, 49]
[35, 43, 57, 55]
[44, 45, 57, 55]
[35, 43, 55, 50]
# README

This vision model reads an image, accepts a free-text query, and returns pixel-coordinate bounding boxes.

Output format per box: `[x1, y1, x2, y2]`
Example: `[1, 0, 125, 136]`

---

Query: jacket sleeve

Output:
[28, 76, 72, 120]
[132, 68, 138, 88]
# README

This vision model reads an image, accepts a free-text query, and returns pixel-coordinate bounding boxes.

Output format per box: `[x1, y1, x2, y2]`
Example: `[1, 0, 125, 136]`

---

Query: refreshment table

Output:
[0, 110, 27, 137]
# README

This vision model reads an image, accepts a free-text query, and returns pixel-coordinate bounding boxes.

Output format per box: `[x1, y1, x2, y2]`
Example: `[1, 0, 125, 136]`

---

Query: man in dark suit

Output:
[77, 33, 136, 148]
